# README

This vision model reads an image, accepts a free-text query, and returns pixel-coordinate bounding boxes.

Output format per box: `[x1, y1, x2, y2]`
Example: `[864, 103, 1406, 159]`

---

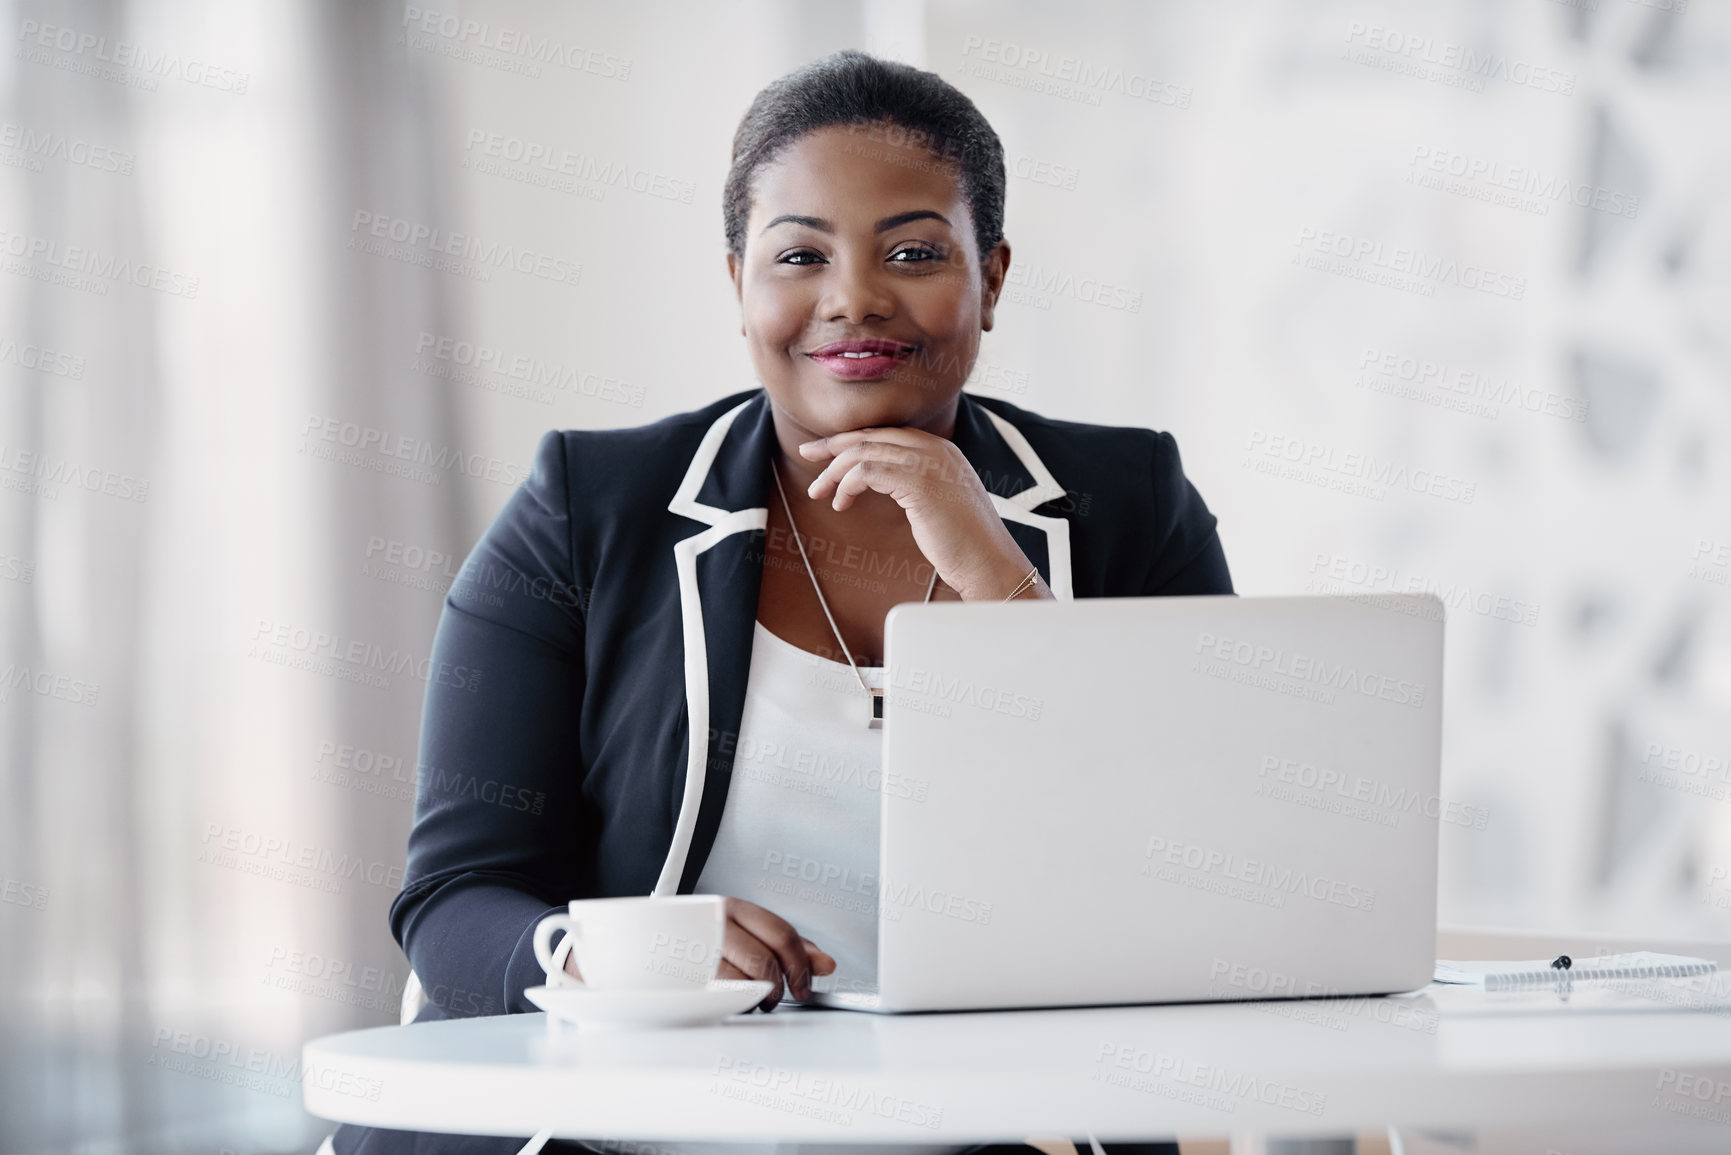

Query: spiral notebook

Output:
[1433, 951, 1716, 991]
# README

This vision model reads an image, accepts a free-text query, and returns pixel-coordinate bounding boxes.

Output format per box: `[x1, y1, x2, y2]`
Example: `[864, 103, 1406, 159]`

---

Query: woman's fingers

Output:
[807, 441, 928, 508]
[800, 937, 838, 976]
[721, 918, 784, 1009]
[721, 897, 829, 1009]
[799, 426, 933, 461]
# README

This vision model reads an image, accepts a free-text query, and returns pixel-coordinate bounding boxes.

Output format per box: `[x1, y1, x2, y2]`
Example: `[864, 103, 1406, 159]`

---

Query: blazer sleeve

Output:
[388, 428, 591, 1017]
[1141, 430, 1234, 596]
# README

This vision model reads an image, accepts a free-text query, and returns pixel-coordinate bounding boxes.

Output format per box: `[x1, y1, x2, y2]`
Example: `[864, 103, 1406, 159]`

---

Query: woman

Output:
[333, 50, 1230, 1155]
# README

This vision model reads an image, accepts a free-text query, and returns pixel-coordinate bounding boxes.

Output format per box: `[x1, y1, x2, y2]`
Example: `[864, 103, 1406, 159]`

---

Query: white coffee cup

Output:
[532, 895, 725, 991]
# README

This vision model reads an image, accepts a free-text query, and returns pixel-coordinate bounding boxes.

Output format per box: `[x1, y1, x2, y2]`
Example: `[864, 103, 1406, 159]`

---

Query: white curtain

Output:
[2, 0, 457, 1147]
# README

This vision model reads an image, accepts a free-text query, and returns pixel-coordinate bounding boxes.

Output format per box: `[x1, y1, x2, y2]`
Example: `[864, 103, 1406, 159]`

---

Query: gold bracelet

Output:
[1003, 565, 1040, 601]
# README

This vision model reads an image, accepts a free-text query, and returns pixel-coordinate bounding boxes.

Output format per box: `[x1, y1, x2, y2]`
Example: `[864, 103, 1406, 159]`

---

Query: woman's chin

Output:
[786, 379, 960, 433]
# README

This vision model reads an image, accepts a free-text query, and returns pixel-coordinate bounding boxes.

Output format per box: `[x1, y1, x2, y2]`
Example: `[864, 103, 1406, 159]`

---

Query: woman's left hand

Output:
[800, 426, 1050, 601]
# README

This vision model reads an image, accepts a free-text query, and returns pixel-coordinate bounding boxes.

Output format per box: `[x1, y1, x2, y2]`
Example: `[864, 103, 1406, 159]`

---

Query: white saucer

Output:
[525, 979, 777, 1030]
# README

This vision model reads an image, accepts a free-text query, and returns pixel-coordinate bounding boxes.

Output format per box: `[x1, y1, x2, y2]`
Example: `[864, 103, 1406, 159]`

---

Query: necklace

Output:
[770, 460, 936, 728]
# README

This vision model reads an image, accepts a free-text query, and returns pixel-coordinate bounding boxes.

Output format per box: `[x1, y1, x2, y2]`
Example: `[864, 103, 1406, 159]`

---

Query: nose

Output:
[819, 254, 896, 325]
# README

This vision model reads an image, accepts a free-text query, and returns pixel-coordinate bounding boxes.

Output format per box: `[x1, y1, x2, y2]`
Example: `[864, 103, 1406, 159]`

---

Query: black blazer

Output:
[333, 386, 1231, 1155]
[391, 384, 1232, 1023]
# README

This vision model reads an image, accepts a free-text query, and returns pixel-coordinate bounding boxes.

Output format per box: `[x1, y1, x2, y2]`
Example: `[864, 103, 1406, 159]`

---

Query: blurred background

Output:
[2, 0, 1729, 1150]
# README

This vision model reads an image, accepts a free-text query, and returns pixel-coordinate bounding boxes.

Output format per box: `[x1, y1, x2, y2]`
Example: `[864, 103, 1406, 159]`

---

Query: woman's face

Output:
[728, 123, 1009, 440]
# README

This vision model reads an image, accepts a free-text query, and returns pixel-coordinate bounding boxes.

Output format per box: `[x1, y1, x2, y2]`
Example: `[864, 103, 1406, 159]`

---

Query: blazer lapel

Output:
[655, 392, 774, 895]
[950, 392, 1075, 600]
[652, 389, 1073, 895]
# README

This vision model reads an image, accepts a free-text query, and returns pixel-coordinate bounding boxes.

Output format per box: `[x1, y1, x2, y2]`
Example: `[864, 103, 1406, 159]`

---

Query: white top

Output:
[635, 621, 970, 1155]
[693, 621, 887, 994]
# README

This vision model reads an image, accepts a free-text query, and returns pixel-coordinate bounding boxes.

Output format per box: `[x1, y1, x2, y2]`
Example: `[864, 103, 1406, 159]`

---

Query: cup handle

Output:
[533, 913, 580, 987]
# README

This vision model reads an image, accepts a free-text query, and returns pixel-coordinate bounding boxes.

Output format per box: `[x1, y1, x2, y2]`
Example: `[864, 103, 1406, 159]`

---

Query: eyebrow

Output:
[759, 210, 952, 236]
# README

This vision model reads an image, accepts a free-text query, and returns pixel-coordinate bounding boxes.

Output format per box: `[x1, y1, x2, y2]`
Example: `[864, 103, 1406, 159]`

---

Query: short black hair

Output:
[724, 50, 1006, 262]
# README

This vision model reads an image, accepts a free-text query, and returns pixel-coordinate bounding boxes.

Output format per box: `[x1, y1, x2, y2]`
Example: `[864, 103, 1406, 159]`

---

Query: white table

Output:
[303, 992, 1731, 1147]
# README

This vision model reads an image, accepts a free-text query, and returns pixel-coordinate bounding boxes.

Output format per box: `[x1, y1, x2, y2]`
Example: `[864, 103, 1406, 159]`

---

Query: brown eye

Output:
[888, 245, 940, 263]
[778, 249, 825, 266]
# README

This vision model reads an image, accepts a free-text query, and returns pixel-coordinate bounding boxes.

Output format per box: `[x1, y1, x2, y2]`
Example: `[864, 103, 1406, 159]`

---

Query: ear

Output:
[979, 238, 1010, 333]
[726, 249, 746, 336]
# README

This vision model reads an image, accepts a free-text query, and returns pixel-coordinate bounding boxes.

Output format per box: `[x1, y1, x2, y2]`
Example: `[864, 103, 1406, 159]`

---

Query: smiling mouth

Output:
[806, 340, 918, 381]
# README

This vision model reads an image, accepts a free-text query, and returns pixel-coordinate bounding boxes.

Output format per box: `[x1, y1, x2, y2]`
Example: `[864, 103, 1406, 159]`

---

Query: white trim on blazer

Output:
[652, 395, 1072, 895]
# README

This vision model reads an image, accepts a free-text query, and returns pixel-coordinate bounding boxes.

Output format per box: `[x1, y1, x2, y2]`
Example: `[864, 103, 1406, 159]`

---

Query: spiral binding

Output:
[1482, 957, 1714, 992]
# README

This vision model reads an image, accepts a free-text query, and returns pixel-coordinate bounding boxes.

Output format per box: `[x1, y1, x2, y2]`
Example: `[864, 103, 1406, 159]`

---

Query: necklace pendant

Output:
[869, 688, 885, 729]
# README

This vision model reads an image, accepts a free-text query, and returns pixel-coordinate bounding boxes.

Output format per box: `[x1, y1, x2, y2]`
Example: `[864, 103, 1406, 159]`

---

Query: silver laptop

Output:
[805, 593, 1443, 1013]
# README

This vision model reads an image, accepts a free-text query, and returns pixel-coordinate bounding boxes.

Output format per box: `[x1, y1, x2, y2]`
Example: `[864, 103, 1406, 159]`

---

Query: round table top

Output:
[302, 993, 1731, 1143]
